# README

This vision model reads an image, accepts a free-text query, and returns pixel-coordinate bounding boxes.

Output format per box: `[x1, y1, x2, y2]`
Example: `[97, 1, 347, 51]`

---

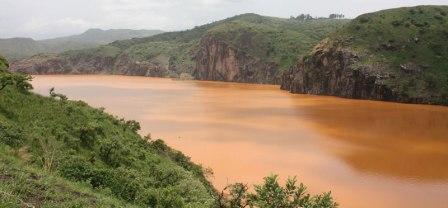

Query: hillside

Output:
[282, 5, 448, 105]
[0, 29, 163, 60]
[0, 56, 216, 207]
[10, 14, 348, 84]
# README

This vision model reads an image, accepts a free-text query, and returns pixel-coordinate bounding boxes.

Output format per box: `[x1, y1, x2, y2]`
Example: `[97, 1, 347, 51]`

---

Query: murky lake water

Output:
[32, 75, 448, 208]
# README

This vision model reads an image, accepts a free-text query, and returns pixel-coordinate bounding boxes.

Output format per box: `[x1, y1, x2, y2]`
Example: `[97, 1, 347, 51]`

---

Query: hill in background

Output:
[0, 29, 164, 60]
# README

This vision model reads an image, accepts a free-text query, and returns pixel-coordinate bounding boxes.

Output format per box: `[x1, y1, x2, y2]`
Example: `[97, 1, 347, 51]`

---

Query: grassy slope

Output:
[331, 5, 448, 104]
[59, 14, 348, 77]
[0, 29, 163, 61]
[0, 58, 216, 207]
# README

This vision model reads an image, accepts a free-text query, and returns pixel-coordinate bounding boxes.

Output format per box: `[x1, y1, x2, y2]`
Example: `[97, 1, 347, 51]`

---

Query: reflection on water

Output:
[32, 75, 448, 208]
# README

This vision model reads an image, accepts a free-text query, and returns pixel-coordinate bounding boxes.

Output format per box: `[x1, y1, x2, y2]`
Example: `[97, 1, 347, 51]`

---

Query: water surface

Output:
[32, 75, 448, 208]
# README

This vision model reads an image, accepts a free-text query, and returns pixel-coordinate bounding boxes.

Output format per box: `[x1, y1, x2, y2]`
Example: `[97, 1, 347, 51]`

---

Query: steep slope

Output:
[0, 29, 163, 60]
[0, 58, 216, 207]
[282, 6, 448, 105]
[11, 14, 348, 84]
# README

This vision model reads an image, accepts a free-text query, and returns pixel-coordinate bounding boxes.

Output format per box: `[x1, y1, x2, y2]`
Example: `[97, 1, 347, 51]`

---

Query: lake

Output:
[32, 75, 448, 208]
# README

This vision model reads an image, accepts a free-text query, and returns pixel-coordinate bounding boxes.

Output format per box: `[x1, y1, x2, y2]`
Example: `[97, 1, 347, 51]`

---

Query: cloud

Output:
[1, 0, 447, 39]
[16, 17, 94, 39]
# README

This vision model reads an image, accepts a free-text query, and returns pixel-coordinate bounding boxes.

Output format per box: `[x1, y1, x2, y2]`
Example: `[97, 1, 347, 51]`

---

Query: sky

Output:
[0, 0, 447, 40]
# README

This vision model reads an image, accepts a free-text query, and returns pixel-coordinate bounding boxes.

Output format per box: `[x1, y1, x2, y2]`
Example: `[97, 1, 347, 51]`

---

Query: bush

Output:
[79, 122, 102, 147]
[107, 168, 141, 202]
[391, 20, 403, 27]
[219, 175, 338, 208]
[125, 120, 141, 132]
[58, 156, 92, 181]
[98, 139, 124, 167]
[359, 16, 370, 23]
[0, 121, 25, 148]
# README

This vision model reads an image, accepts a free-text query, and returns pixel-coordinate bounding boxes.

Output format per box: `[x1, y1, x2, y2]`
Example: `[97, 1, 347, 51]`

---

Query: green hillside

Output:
[0, 29, 163, 61]
[282, 5, 448, 105]
[343, 5, 448, 103]
[0, 57, 216, 207]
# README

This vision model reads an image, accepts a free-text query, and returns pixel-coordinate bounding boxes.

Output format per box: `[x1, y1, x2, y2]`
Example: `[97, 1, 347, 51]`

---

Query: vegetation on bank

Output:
[0, 57, 337, 207]
[325, 5, 448, 104]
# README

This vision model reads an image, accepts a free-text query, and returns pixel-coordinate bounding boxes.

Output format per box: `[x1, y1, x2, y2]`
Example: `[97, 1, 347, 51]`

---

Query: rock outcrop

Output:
[281, 39, 396, 101]
[10, 53, 170, 78]
[194, 35, 279, 84]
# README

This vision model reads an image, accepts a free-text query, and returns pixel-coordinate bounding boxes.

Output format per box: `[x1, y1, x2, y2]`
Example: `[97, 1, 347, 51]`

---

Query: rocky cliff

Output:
[10, 50, 171, 77]
[281, 39, 396, 101]
[282, 6, 448, 105]
[194, 35, 278, 83]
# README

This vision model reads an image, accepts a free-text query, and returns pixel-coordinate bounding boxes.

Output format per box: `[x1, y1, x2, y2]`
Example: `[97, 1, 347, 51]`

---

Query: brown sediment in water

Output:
[32, 75, 448, 208]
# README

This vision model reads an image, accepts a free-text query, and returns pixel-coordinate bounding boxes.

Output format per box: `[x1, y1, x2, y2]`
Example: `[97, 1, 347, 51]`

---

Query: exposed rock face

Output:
[194, 35, 279, 84]
[10, 54, 169, 77]
[281, 39, 397, 101]
[114, 54, 168, 77]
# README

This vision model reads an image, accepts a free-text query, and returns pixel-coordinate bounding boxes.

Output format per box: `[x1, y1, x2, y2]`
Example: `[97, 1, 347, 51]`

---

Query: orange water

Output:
[32, 75, 448, 208]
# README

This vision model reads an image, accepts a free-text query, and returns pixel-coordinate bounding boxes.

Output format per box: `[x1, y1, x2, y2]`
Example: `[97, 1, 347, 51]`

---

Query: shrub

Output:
[79, 122, 102, 147]
[58, 156, 92, 181]
[125, 120, 141, 132]
[98, 139, 124, 167]
[0, 72, 33, 92]
[108, 168, 142, 202]
[89, 169, 112, 188]
[0, 121, 25, 148]
[158, 188, 185, 208]
[391, 20, 403, 27]
[219, 175, 338, 208]
[359, 16, 369, 23]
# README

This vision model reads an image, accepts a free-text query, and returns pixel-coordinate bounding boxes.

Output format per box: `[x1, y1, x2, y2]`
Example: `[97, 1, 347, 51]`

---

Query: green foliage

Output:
[0, 55, 33, 92]
[0, 56, 8, 71]
[219, 175, 337, 208]
[0, 66, 216, 207]
[0, 121, 25, 148]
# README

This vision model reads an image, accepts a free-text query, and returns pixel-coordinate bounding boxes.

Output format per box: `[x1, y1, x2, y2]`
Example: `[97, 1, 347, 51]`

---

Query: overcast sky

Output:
[0, 0, 446, 40]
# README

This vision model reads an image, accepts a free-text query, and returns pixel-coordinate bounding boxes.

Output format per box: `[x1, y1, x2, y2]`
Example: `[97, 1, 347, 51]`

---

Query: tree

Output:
[0, 56, 33, 92]
[292, 14, 315, 21]
[329, 14, 345, 19]
[0, 72, 33, 92]
[220, 175, 338, 208]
